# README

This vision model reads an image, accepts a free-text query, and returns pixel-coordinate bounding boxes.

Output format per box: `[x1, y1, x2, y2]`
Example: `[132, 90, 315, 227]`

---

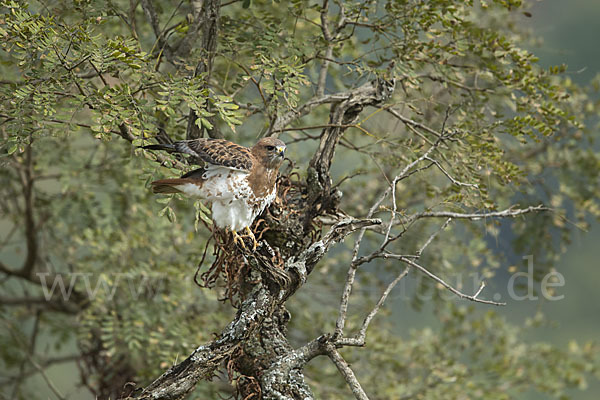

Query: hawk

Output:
[143, 137, 286, 250]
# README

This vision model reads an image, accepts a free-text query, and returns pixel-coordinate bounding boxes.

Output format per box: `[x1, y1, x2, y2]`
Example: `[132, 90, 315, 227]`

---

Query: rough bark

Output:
[126, 218, 381, 399]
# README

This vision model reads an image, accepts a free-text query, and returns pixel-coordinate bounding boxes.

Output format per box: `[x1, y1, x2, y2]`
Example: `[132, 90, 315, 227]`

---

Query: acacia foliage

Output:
[0, 0, 599, 399]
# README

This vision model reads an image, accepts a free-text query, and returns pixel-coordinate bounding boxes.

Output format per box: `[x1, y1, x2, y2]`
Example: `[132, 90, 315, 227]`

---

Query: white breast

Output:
[174, 165, 277, 232]
[174, 166, 250, 200]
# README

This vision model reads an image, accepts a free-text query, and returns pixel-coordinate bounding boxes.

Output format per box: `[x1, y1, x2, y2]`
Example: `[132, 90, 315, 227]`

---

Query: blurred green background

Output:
[515, 0, 600, 378]
[389, 1, 600, 398]
[528, 2, 600, 397]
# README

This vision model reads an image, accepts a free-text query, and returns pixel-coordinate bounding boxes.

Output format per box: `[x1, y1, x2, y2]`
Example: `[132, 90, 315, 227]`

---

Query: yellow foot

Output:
[231, 230, 247, 250]
[231, 227, 258, 251]
[244, 226, 258, 251]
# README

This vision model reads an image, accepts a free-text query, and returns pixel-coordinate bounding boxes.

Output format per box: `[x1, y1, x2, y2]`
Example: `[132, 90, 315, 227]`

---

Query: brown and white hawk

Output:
[143, 137, 286, 249]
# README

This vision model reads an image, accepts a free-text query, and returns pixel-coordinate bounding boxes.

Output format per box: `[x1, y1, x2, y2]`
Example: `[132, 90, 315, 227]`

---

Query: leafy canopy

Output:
[1, 0, 599, 399]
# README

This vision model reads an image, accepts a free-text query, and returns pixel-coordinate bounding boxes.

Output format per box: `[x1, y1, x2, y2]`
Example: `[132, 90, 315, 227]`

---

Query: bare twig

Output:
[175, 0, 206, 58]
[416, 218, 452, 256]
[0, 295, 80, 313]
[361, 204, 551, 236]
[185, 0, 223, 139]
[6, 316, 66, 400]
[336, 217, 449, 348]
[335, 138, 443, 338]
[140, 0, 161, 39]
[337, 267, 410, 348]
[415, 205, 550, 220]
[3, 354, 82, 382]
[25, 356, 67, 400]
[385, 107, 442, 138]
[425, 156, 478, 188]
[335, 156, 540, 343]
[325, 343, 370, 400]
[317, 0, 335, 97]
[271, 85, 383, 136]
[393, 256, 504, 306]
[19, 142, 37, 278]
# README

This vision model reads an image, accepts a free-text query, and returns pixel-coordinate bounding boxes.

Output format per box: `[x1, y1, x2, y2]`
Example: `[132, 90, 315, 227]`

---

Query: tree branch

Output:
[385, 107, 443, 139]
[425, 156, 479, 188]
[132, 285, 276, 399]
[185, 0, 223, 139]
[24, 355, 67, 400]
[2, 354, 82, 382]
[392, 256, 505, 306]
[415, 205, 550, 220]
[271, 91, 362, 135]
[260, 335, 328, 399]
[317, 0, 334, 97]
[0, 295, 80, 313]
[336, 267, 410, 348]
[307, 79, 395, 216]
[324, 343, 369, 400]
[175, 0, 206, 58]
[335, 137, 442, 338]
[139, 0, 163, 45]
[127, 218, 381, 399]
[416, 218, 452, 256]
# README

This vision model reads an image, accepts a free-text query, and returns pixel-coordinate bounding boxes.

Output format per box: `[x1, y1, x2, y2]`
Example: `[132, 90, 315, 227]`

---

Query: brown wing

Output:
[175, 139, 253, 171]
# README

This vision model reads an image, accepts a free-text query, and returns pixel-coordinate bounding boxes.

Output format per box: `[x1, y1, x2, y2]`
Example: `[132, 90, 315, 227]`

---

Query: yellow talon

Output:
[245, 226, 258, 251]
[231, 227, 258, 251]
[232, 230, 247, 250]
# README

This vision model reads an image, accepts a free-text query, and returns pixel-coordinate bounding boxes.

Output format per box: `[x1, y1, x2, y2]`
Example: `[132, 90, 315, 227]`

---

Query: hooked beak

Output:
[276, 145, 286, 158]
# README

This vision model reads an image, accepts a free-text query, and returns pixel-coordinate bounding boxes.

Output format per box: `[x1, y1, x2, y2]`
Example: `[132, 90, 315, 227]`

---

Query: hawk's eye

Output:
[265, 145, 275, 151]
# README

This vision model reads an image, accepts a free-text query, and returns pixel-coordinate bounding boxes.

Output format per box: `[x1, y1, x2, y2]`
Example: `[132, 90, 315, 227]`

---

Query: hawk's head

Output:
[252, 137, 286, 169]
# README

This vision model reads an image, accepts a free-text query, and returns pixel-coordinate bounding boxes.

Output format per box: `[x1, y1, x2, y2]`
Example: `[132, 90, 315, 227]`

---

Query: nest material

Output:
[227, 347, 262, 400]
[194, 167, 309, 306]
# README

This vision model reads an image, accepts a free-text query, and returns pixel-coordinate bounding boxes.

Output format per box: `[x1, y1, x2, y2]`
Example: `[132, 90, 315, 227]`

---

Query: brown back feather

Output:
[186, 139, 253, 170]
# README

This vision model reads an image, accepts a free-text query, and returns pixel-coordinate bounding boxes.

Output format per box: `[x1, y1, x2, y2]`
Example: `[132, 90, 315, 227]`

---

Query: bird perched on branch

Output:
[143, 137, 286, 250]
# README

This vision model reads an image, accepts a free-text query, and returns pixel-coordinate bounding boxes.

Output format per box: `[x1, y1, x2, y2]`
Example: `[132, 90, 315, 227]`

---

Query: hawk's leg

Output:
[231, 227, 258, 251]
[244, 226, 258, 251]
[231, 230, 247, 250]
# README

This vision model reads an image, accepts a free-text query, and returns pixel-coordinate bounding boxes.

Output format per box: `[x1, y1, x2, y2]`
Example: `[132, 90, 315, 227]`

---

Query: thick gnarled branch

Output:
[325, 343, 369, 400]
[132, 285, 276, 399]
[127, 218, 381, 399]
